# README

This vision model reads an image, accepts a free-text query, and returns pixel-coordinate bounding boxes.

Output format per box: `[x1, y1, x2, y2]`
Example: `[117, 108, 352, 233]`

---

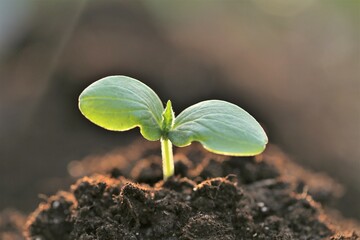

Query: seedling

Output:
[79, 76, 268, 180]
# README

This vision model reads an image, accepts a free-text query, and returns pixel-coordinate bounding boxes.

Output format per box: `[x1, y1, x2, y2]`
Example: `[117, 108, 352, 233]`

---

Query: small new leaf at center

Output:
[161, 100, 175, 137]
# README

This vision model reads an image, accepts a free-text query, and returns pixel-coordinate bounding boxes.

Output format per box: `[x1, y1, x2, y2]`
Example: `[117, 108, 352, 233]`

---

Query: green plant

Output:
[79, 75, 268, 180]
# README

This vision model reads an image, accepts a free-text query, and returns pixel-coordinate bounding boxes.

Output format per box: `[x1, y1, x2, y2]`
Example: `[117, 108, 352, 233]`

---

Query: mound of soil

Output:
[25, 140, 358, 239]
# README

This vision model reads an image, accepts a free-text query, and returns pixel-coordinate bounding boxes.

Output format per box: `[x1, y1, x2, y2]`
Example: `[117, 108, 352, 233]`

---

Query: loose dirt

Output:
[22, 140, 360, 239]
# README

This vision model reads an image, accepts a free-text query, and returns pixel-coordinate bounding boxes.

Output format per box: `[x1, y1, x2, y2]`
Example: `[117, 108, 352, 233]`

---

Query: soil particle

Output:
[24, 141, 359, 239]
[180, 214, 235, 240]
[27, 193, 74, 240]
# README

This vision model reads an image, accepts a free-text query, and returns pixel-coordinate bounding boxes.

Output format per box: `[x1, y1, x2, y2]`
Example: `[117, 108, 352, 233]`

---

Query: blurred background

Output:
[0, 0, 359, 220]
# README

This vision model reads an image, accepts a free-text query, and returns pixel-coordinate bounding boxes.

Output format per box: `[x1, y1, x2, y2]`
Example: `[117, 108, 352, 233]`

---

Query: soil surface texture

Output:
[25, 140, 359, 240]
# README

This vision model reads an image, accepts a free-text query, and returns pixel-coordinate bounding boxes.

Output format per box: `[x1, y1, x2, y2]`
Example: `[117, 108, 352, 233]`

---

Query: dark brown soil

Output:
[24, 140, 359, 239]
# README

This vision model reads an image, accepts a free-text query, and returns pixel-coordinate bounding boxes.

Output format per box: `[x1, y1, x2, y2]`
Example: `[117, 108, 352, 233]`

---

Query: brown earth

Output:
[20, 140, 358, 240]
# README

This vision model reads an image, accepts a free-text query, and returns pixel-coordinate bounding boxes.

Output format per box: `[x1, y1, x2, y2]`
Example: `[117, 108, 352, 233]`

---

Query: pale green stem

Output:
[161, 137, 174, 180]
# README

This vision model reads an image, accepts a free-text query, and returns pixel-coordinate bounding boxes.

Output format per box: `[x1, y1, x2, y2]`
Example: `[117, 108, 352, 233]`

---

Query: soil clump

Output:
[23, 140, 360, 239]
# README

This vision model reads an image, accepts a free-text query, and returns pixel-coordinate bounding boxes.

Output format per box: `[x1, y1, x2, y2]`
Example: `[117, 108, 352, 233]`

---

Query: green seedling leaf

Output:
[79, 75, 164, 141]
[79, 75, 268, 180]
[168, 100, 268, 156]
[162, 100, 175, 135]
